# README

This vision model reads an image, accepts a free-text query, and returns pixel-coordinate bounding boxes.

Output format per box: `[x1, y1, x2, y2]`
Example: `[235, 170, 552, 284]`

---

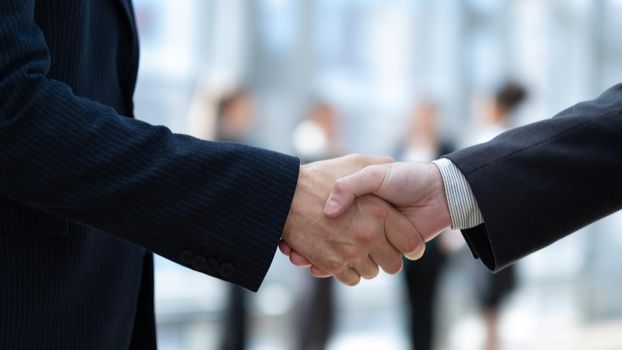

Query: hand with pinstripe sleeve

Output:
[280, 161, 452, 278]
[279, 155, 428, 286]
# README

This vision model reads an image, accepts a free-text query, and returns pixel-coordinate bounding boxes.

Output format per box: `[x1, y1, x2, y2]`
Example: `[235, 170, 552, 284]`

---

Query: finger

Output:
[278, 240, 292, 256]
[310, 266, 331, 278]
[290, 250, 312, 266]
[370, 237, 403, 275]
[384, 209, 426, 260]
[324, 164, 390, 217]
[280, 241, 314, 268]
[334, 267, 361, 286]
[353, 256, 380, 280]
[289, 250, 312, 267]
[364, 155, 395, 165]
[340, 154, 394, 167]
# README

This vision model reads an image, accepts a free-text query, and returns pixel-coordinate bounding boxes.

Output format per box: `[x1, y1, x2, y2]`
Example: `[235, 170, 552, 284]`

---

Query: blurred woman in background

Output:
[397, 100, 463, 350]
[472, 81, 528, 350]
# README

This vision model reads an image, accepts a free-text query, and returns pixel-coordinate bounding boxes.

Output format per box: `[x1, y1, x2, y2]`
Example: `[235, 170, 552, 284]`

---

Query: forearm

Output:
[1, 0, 300, 290]
[440, 84, 622, 271]
[2, 81, 301, 290]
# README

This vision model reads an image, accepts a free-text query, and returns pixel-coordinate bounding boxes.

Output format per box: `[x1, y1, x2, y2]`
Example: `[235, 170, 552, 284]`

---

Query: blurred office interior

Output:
[130, 0, 622, 349]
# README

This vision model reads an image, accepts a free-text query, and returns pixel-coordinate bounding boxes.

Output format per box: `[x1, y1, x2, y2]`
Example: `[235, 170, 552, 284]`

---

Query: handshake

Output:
[279, 154, 452, 286]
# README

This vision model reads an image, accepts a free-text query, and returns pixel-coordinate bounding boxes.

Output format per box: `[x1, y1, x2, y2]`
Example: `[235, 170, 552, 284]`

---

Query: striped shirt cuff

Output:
[432, 158, 484, 230]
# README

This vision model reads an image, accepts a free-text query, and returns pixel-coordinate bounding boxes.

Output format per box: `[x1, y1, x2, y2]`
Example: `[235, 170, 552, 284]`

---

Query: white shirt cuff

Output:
[432, 158, 484, 230]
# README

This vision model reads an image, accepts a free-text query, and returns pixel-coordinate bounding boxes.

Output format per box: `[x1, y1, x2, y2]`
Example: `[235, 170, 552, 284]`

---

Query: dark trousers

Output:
[404, 246, 446, 350]
[220, 285, 249, 350]
[296, 278, 334, 350]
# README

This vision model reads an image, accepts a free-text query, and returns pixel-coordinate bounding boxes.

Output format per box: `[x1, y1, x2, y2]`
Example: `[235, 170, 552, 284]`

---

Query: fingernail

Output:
[324, 197, 340, 214]
[405, 244, 426, 261]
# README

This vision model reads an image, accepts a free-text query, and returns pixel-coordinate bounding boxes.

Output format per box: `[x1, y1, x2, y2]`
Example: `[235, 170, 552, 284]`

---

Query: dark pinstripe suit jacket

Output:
[446, 84, 622, 272]
[0, 1, 299, 349]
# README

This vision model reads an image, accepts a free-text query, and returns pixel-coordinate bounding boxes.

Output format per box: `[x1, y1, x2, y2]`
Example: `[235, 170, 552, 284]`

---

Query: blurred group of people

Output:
[204, 80, 528, 350]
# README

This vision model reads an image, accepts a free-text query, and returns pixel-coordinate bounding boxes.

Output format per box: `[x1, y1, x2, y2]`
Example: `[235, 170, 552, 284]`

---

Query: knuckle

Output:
[363, 166, 382, 181]
[367, 201, 388, 218]
[325, 259, 343, 273]
[365, 164, 389, 187]
[341, 245, 359, 262]
[356, 229, 376, 245]
[333, 179, 347, 194]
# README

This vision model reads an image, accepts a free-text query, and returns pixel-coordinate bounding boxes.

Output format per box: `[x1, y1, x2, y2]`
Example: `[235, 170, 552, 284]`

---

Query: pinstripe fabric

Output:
[432, 158, 484, 229]
[0, 0, 300, 348]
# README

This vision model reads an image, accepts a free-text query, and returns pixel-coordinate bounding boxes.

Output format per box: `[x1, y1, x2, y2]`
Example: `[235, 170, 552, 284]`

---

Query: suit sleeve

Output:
[0, 1, 299, 291]
[445, 84, 622, 271]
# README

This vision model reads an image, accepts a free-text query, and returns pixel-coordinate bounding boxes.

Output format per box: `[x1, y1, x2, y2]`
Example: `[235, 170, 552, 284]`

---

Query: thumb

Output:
[324, 164, 390, 217]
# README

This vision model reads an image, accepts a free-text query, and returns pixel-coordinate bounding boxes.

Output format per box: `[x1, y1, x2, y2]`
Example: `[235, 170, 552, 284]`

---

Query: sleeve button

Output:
[191, 256, 208, 271]
[206, 258, 219, 274]
[219, 263, 235, 278]
[179, 250, 194, 265]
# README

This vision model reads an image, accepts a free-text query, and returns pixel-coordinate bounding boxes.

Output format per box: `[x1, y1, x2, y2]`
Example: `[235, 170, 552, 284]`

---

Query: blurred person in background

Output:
[214, 89, 256, 143]
[396, 101, 461, 350]
[309, 83, 622, 349]
[397, 100, 454, 161]
[473, 81, 529, 144]
[471, 81, 528, 350]
[292, 102, 344, 162]
[214, 89, 256, 350]
[291, 102, 344, 350]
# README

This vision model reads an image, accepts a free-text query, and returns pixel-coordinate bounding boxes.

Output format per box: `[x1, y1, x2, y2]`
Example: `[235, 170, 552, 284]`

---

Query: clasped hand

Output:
[280, 156, 452, 286]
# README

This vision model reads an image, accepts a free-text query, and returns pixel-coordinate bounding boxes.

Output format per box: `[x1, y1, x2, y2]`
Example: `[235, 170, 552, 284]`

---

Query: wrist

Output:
[282, 164, 325, 240]
[432, 158, 484, 230]
[429, 163, 453, 233]
[282, 166, 306, 240]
